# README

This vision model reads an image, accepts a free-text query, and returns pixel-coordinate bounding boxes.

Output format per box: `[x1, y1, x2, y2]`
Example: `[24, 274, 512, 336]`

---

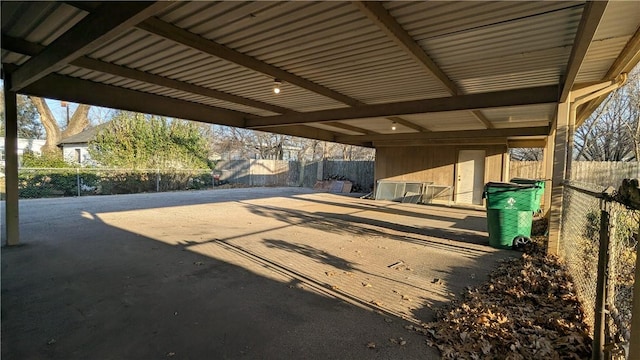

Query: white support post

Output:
[76, 168, 81, 196]
[543, 133, 554, 217]
[4, 74, 20, 246]
[547, 100, 571, 256]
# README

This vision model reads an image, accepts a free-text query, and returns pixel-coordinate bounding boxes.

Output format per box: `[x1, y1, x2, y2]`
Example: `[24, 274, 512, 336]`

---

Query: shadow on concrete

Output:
[245, 202, 490, 253]
[291, 195, 487, 232]
[2, 188, 515, 359]
[263, 239, 355, 272]
[2, 215, 438, 359]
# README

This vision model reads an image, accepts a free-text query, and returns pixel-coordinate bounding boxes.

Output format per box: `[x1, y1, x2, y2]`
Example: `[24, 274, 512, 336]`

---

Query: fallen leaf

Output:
[366, 342, 376, 349]
[422, 238, 592, 359]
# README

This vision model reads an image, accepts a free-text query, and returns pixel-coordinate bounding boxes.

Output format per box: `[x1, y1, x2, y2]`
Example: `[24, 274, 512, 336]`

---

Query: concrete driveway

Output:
[2, 187, 516, 359]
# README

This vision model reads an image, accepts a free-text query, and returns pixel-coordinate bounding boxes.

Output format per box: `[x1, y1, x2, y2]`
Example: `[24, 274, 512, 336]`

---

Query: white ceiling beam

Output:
[508, 139, 547, 148]
[560, 1, 609, 103]
[339, 127, 549, 144]
[9, 2, 171, 91]
[245, 85, 559, 128]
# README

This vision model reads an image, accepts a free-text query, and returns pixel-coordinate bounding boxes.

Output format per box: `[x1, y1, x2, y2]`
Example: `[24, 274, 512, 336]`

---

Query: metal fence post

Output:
[299, 160, 305, 187]
[593, 196, 611, 360]
[76, 168, 81, 197]
[156, 169, 160, 192]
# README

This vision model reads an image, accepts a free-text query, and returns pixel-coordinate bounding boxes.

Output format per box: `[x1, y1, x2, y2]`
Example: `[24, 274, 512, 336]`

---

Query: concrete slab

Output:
[2, 187, 517, 359]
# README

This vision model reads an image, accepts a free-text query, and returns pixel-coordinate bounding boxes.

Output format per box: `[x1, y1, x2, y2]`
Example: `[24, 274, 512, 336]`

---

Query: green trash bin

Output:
[510, 178, 545, 212]
[484, 182, 538, 249]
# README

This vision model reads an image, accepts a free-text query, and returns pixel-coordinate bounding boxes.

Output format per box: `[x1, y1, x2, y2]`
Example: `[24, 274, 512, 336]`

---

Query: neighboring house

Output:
[0, 137, 47, 168]
[57, 124, 106, 166]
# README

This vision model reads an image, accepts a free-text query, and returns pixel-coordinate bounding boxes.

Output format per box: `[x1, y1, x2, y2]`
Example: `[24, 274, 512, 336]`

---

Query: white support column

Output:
[566, 103, 577, 180]
[543, 129, 555, 217]
[547, 100, 571, 256]
[4, 74, 20, 246]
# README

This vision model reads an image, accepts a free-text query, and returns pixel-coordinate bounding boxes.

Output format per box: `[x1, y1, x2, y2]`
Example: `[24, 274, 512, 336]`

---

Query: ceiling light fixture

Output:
[273, 79, 282, 94]
[391, 122, 397, 131]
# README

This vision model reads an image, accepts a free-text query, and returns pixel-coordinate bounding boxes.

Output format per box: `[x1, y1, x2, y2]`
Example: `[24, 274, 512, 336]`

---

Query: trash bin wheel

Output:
[512, 236, 531, 249]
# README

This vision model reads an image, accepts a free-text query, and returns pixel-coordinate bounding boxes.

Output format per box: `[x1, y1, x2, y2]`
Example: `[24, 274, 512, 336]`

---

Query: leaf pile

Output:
[424, 244, 592, 359]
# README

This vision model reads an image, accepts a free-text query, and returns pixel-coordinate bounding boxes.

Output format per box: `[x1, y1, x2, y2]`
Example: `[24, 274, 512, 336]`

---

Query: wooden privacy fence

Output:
[510, 161, 640, 187]
[214, 159, 375, 191]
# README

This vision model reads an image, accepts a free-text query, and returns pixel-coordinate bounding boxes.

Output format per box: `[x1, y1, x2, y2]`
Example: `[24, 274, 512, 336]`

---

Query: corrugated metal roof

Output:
[150, 1, 448, 104]
[87, 25, 348, 113]
[413, 4, 582, 94]
[575, 1, 640, 83]
[385, 1, 581, 41]
[1, 2, 83, 42]
[1, 0, 638, 146]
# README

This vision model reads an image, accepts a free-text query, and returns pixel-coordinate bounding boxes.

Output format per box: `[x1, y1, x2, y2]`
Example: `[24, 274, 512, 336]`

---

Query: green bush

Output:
[22, 151, 72, 168]
[18, 169, 214, 198]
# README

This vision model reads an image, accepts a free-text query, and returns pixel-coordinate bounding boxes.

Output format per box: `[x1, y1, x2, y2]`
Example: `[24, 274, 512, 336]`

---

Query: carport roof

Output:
[2, 1, 639, 147]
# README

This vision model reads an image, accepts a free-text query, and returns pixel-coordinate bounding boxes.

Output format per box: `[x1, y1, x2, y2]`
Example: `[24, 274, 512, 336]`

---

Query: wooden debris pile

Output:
[424, 245, 592, 359]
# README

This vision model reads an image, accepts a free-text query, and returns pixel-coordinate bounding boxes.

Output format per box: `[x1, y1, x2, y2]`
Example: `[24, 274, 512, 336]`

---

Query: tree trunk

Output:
[29, 96, 90, 154]
[62, 104, 90, 138]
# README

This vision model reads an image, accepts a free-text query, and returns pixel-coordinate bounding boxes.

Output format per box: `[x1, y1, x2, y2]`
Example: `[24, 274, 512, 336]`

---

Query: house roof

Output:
[2, 1, 639, 148]
[58, 123, 108, 146]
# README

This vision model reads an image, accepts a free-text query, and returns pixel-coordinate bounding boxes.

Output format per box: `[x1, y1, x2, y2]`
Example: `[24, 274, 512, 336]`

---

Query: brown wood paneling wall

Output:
[375, 145, 507, 190]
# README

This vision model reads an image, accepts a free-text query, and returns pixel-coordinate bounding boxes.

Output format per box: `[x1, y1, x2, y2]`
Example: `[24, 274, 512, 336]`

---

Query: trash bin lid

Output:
[485, 181, 535, 189]
[510, 178, 545, 183]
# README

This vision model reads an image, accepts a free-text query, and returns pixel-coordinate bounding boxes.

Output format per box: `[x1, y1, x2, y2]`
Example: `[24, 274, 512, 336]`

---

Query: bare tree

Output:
[510, 148, 543, 161]
[574, 68, 640, 161]
[29, 97, 90, 153]
[211, 125, 375, 161]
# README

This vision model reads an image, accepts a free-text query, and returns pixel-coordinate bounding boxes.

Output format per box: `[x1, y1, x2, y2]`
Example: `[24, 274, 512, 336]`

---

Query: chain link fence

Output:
[560, 182, 603, 332]
[17, 168, 214, 198]
[560, 180, 638, 359]
[607, 201, 638, 353]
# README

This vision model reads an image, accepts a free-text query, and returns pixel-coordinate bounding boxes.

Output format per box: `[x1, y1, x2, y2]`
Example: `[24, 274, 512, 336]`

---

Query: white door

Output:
[456, 150, 486, 205]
